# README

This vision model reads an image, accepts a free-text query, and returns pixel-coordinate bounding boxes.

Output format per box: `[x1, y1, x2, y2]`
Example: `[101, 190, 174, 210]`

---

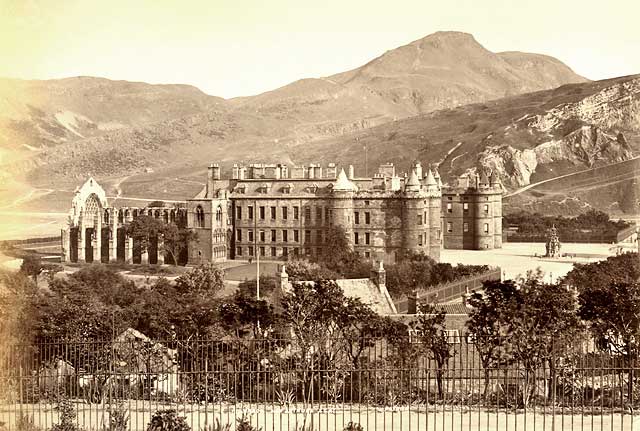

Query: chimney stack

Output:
[348, 165, 355, 179]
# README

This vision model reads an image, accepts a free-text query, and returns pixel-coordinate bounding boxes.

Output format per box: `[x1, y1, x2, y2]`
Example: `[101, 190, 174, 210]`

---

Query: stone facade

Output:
[62, 161, 504, 265]
[441, 172, 503, 250]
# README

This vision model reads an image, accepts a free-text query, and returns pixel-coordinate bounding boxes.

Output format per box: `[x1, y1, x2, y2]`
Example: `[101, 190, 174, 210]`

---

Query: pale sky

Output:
[1, 0, 638, 99]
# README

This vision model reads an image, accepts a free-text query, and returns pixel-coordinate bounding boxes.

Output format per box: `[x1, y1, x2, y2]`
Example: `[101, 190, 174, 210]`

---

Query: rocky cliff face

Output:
[475, 78, 639, 188]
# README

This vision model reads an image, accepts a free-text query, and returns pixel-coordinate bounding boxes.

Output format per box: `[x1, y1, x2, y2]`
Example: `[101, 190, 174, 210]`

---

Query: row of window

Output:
[445, 222, 491, 233]
[237, 228, 328, 244]
[446, 202, 491, 214]
[194, 205, 224, 228]
[236, 246, 374, 259]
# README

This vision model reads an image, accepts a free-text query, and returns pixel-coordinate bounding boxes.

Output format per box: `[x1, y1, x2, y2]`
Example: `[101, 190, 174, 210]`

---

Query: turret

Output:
[404, 169, 421, 193]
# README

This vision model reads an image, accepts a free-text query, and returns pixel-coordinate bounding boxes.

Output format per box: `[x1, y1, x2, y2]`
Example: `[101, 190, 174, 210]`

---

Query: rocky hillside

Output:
[295, 75, 640, 214]
[0, 31, 587, 187]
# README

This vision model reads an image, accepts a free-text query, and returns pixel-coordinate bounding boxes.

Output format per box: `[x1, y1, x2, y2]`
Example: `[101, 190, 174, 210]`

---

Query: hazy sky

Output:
[1, 0, 638, 98]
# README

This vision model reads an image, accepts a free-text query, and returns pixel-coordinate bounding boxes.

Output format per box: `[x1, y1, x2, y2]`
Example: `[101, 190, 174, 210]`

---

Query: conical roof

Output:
[333, 168, 358, 191]
[405, 169, 421, 190]
[424, 169, 437, 186]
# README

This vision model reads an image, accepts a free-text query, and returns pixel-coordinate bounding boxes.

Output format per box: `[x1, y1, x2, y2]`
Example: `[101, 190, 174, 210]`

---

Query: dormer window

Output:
[235, 184, 246, 194]
[307, 183, 319, 193]
[261, 183, 271, 194]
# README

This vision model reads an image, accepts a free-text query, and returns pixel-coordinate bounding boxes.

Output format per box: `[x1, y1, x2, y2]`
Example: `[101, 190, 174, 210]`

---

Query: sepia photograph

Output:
[0, 0, 639, 429]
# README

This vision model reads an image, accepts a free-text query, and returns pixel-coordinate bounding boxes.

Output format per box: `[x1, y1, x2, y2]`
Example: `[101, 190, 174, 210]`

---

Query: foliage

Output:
[465, 279, 519, 394]
[162, 223, 198, 266]
[0, 270, 38, 344]
[563, 252, 639, 290]
[237, 276, 277, 299]
[411, 303, 455, 399]
[285, 259, 338, 282]
[218, 291, 280, 338]
[385, 251, 489, 297]
[50, 397, 82, 431]
[126, 215, 164, 255]
[107, 402, 129, 431]
[20, 254, 42, 285]
[467, 272, 583, 406]
[146, 410, 191, 431]
[504, 209, 630, 242]
[16, 414, 40, 431]
[314, 226, 369, 278]
[235, 414, 261, 431]
[174, 263, 225, 297]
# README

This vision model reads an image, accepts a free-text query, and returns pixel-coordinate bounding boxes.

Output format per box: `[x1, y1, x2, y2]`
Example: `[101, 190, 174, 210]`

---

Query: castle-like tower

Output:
[441, 171, 503, 250]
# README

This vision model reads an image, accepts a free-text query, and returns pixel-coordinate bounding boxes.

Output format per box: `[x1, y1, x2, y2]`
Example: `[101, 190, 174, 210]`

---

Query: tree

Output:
[162, 223, 198, 265]
[237, 275, 277, 299]
[20, 254, 42, 285]
[285, 259, 338, 282]
[126, 215, 164, 258]
[578, 281, 640, 397]
[174, 263, 225, 297]
[316, 226, 368, 278]
[466, 279, 519, 396]
[218, 291, 280, 338]
[411, 303, 455, 399]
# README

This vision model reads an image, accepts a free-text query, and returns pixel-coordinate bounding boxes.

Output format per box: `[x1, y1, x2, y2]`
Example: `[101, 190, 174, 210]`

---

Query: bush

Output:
[107, 403, 129, 431]
[50, 397, 82, 431]
[344, 423, 364, 431]
[235, 414, 261, 431]
[146, 410, 191, 431]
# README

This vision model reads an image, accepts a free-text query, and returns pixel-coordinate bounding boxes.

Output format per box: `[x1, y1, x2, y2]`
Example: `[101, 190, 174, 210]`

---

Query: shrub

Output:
[50, 397, 81, 431]
[16, 414, 40, 431]
[235, 415, 261, 431]
[107, 403, 129, 431]
[146, 410, 191, 431]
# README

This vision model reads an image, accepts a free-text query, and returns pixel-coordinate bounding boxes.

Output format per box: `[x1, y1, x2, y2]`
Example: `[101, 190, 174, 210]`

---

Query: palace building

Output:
[61, 162, 503, 265]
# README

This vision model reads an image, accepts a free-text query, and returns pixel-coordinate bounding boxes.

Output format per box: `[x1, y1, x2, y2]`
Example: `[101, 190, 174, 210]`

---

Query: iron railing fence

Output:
[0, 337, 637, 430]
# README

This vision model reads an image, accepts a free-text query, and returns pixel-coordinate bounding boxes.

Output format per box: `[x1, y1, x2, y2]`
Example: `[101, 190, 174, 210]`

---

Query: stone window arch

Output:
[216, 205, 223, 223]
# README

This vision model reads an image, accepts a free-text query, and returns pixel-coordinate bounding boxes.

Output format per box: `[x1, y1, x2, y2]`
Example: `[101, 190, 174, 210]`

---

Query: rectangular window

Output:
[259, 206, 265, 220]
[294, 230, 299, 242]
[271, 229, 276, 242]
[463, 203, 469, 213]
[248, 206, 254, 220]
[364, 200, 370, 206]
[236, 229, 242, 242]
[283, 247, 288, 257]
[259, 230, 265, 242]
[365, 212, 371, 224]
[304, 207, 311, 222]
[236, 207, 242, 220]
[418, 214, 422, 225]
[418, 234, 423, 246]
[484, 204, 489, 214]
[317, 207, 323, 222]
[447, 203, 453, 213]
[354, 232, 359, 245]
[283, 230, 288, 242]
[271, 247, 276, 257]
[317, 230, 323, 244]
[282, 207, 288, 220]
[463, 222, 469, 233]
[236, 246, 242, 256]
[248, 230, 254, 242]
[365, 232, 370, 245]
[364, 251, 371, 258]
[484, 223, 489, 233]
[248, 246, 254, 256]
[305, 230, 311, 243]
[447, 222, 453, 233]
[294, 206, 299, 220]
[271, 206, 276, 219]
[325, 207, 330, 222]
[260, 246, 265, 256]
[293, 247, 299, 256]
[354, 211, 360, 225]
[437, 229, 441, 240]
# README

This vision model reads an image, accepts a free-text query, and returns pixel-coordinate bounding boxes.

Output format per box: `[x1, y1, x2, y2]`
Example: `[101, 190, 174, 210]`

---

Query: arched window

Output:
[154, 210, 161, 219]
[216, 205, 223, 223]
[104, 210, 110, 225]
[118, 210, 124, 224]
[195, 206, 205, 228]
[163, 210, 169, 223]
